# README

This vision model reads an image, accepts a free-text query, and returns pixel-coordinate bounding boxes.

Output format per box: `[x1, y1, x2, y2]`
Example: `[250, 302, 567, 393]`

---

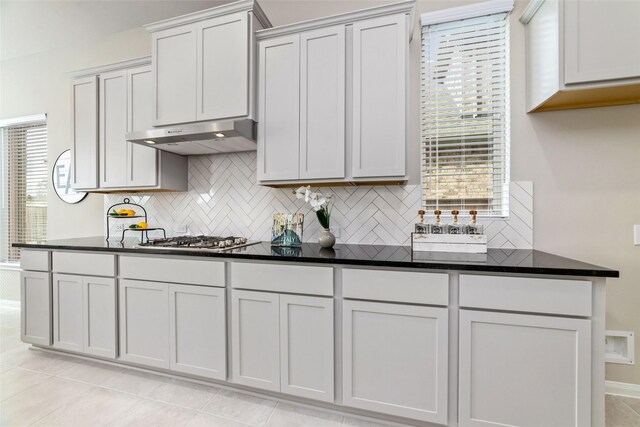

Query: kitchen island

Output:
[15, 238, 618, 427]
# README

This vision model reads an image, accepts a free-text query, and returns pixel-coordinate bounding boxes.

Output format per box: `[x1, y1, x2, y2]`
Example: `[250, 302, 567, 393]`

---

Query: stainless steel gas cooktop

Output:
[138, 235, 257, 252]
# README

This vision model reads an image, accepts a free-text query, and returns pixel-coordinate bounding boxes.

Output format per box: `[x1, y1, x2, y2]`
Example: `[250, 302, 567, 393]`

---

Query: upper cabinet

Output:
[256, 1, 414, 185]
[71, 76, 98, 189]
[145, 0, 271, 126]
[71, 58, 188, 192]
[522, 0, 640, 112]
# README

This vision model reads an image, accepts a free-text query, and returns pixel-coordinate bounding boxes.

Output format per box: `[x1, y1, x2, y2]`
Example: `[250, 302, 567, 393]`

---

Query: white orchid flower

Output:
[304, 188, 312, 202]
[294, 186, 307, 199]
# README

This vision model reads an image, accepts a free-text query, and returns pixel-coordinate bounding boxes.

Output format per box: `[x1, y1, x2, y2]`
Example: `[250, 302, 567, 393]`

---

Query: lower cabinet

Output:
[119, 279, 227, 377]
[231, 290, 334, 401]
[342, 300, 448, 424]
[458, 310, 591, 427]
[169, 284, 226, 380]
[20, 271, 52, 346]
[231, 289, 280, 391]
[52, 274, 117, 358]
[119, 279, 170, 368]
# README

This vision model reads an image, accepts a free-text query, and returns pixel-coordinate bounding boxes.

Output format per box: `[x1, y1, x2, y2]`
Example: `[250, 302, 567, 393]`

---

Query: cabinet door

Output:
[83, 276, 117, 359]
[119, 279, 170, 369]
[196, 12, 249, 121]
[71, 76, 98, 189]
[127, 65, 158, 187]
[257, 35, 300, 181]
[99, 70, 127, 188]
[299, 26, 345, 180]
[343, 300, 448, 423]
[352, 14, 407, 178]
[152, 25, 197, 126]
[231, 290, 280, 391]
[459, 310, 591, 427]
[52, 274, 84, 352]
[564, 1, 640, 84]
[169, 284, 226, 380]
[280, 294, 334, 402]
[20, 271, 51, 346]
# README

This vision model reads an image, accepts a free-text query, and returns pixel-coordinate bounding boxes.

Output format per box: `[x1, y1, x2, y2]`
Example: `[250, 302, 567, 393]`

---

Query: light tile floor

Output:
[0, 304, 639, 427]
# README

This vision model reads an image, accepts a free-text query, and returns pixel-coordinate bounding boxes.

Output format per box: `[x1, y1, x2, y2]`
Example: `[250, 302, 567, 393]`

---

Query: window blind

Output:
[0, 120, 47, 263]
[421, 11, 510, 217]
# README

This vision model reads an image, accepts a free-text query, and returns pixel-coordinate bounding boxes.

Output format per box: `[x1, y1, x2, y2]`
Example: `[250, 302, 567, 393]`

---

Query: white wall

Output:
[1, 0, 639, 385]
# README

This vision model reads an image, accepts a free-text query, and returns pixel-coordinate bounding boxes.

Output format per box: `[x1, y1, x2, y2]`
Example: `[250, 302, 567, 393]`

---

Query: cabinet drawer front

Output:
[460, 275, 592, 316]
[21, 250, 50, 271]
[120, 256, 224, 287]
[231, 262, 333, 296]
[343, 268, 448, 306]
[53, 252, 115, 277]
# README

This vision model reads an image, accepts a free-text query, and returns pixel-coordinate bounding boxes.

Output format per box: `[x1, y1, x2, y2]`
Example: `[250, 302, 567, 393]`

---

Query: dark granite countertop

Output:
[14, 237, 619, 278]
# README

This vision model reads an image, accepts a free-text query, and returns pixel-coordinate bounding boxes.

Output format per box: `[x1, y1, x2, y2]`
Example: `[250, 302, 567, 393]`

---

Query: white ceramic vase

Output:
[318, 228, 336, 248]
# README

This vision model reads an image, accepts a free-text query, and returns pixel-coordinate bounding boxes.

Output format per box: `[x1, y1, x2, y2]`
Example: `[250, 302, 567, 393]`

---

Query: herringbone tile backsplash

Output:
[105, 152, 533, 248]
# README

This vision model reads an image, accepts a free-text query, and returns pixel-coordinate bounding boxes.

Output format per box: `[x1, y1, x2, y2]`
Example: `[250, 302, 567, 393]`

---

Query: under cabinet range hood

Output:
[126, 119, 257, 156]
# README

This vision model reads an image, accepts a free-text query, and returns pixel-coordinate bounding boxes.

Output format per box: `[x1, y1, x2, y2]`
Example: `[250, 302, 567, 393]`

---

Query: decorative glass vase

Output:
[318, 228, 336, 248]
[271, 213, 304, 247]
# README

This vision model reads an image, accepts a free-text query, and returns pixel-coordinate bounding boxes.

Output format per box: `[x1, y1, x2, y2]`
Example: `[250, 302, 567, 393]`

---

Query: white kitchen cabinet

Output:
[70, 59, 187, 192]
[458, 310, 591, 427]
[564, 1, 640, 85]
[351, 14, 407, 178]
[126, 65, 158, 188]
[196, 12, 249, 121]
[52, 274, 84, 352]
[231, 289, 335, 398]
[257, 35, 300, 181]
[169, 284, 226, 380]
[280, 294, 334, 402]
[119, 279, 170, 369]
[256, 3, 412, 185]
[52, 273, 117, 358]
[83, 276, 117, 358]
[151, 25, 197, 126]
[342, 300, 448, 424]
[522, 0, 640, 111]
[231, 289, 280, 391]
[20, 271, 52, 346]
[299, 25, 345, 180]
[99, 70, 128, 188]
[71, 76, 98, 189]
[146, 2, 269, 126]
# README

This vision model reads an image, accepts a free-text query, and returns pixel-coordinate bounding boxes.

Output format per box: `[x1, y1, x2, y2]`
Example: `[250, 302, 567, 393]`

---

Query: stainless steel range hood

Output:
[126, 119, 256, 156]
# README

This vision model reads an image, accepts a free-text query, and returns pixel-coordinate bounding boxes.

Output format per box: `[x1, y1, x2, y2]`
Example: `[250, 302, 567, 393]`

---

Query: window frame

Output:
[0, 114, 48, 264]
[420, 0, 514, 219]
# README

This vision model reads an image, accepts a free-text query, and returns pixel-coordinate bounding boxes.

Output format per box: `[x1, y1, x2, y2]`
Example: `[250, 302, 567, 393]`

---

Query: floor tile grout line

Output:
[263, 401, 279, 426]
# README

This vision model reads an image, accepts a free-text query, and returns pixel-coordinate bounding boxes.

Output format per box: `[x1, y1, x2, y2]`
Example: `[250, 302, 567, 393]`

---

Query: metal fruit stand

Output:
[106, 198, 166, 243]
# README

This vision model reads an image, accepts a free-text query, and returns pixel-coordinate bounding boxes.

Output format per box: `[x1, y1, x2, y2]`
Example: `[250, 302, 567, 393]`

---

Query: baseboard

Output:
[0, 299, 20, 308]
[606, 380, 640, 399]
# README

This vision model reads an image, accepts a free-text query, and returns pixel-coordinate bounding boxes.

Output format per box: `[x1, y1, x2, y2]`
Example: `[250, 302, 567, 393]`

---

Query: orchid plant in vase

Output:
[293, 186, 336, 248]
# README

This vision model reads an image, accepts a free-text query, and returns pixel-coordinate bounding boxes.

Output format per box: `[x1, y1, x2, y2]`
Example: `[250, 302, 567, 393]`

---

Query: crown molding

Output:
[256, 0, 416, 41]
[144, 0, 270, 32]
[67, 56, 151, 78]
[420, 0, 514, 27]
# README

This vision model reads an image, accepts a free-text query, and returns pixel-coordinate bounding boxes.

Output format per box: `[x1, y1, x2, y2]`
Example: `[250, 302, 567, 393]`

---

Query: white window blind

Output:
[0, 119, 48, 263]
[421, 8, 511, 217]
